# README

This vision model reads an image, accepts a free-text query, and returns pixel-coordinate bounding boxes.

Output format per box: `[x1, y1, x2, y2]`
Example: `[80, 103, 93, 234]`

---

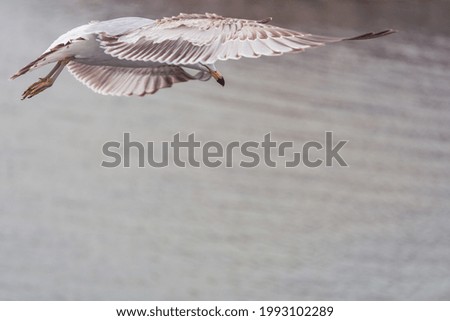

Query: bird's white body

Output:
[11, 14, 395, 99]
[50, 17, 153, 49]
[48, 18, 201, 70]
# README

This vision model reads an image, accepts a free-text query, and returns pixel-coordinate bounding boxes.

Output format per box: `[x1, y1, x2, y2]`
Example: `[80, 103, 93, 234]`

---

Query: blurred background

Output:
[1, 0, 449, 300]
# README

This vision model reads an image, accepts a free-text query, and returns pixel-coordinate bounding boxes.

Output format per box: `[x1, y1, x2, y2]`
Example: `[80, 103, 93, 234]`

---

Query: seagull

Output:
[11, 13, 395, 99]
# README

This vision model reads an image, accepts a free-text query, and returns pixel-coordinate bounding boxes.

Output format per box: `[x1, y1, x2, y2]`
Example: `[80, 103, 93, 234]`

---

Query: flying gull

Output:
[11, 13, 395, 99]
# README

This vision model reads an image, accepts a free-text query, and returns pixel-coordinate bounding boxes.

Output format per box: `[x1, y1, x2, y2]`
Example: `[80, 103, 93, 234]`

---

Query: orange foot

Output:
[22, 77, 54, 100]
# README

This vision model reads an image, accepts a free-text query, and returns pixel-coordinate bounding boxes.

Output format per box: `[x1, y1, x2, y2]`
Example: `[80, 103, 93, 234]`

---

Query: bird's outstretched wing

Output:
[67, 61, 210, 96]
[99, 13, 395, 66]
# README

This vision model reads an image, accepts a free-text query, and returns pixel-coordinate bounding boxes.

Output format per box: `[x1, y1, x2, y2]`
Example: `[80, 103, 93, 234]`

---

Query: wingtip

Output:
[346, 29, 398, 41]
[377, 29, 398, 36]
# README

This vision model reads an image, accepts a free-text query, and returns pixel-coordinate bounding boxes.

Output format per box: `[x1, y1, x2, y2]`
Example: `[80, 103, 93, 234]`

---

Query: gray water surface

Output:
[1, 0, 449, 300]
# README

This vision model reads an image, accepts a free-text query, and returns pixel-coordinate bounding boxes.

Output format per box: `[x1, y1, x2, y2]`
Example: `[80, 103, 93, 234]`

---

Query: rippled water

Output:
[1, 0, 449, 300]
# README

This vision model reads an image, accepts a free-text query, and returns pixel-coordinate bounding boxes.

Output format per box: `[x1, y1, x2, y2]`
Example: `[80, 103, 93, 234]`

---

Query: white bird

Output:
[11, 13, 395, 99]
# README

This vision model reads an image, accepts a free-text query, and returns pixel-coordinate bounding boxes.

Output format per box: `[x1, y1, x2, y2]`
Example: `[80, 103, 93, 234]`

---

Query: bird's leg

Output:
[201, 64, 225, 87]
[22, 58, 71, 100]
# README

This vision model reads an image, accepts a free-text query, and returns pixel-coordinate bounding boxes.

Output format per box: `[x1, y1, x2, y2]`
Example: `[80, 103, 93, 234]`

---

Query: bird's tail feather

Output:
[10, 47, 64, 80]
[10, 55, 47, 80]
[10, 39, 85, 80]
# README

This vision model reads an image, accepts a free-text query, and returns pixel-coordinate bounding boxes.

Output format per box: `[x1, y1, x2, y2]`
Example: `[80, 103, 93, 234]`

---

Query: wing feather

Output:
[99, 13, 395, 65]
[98, 13, 330, 65]
[67, 61, 210, 96]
